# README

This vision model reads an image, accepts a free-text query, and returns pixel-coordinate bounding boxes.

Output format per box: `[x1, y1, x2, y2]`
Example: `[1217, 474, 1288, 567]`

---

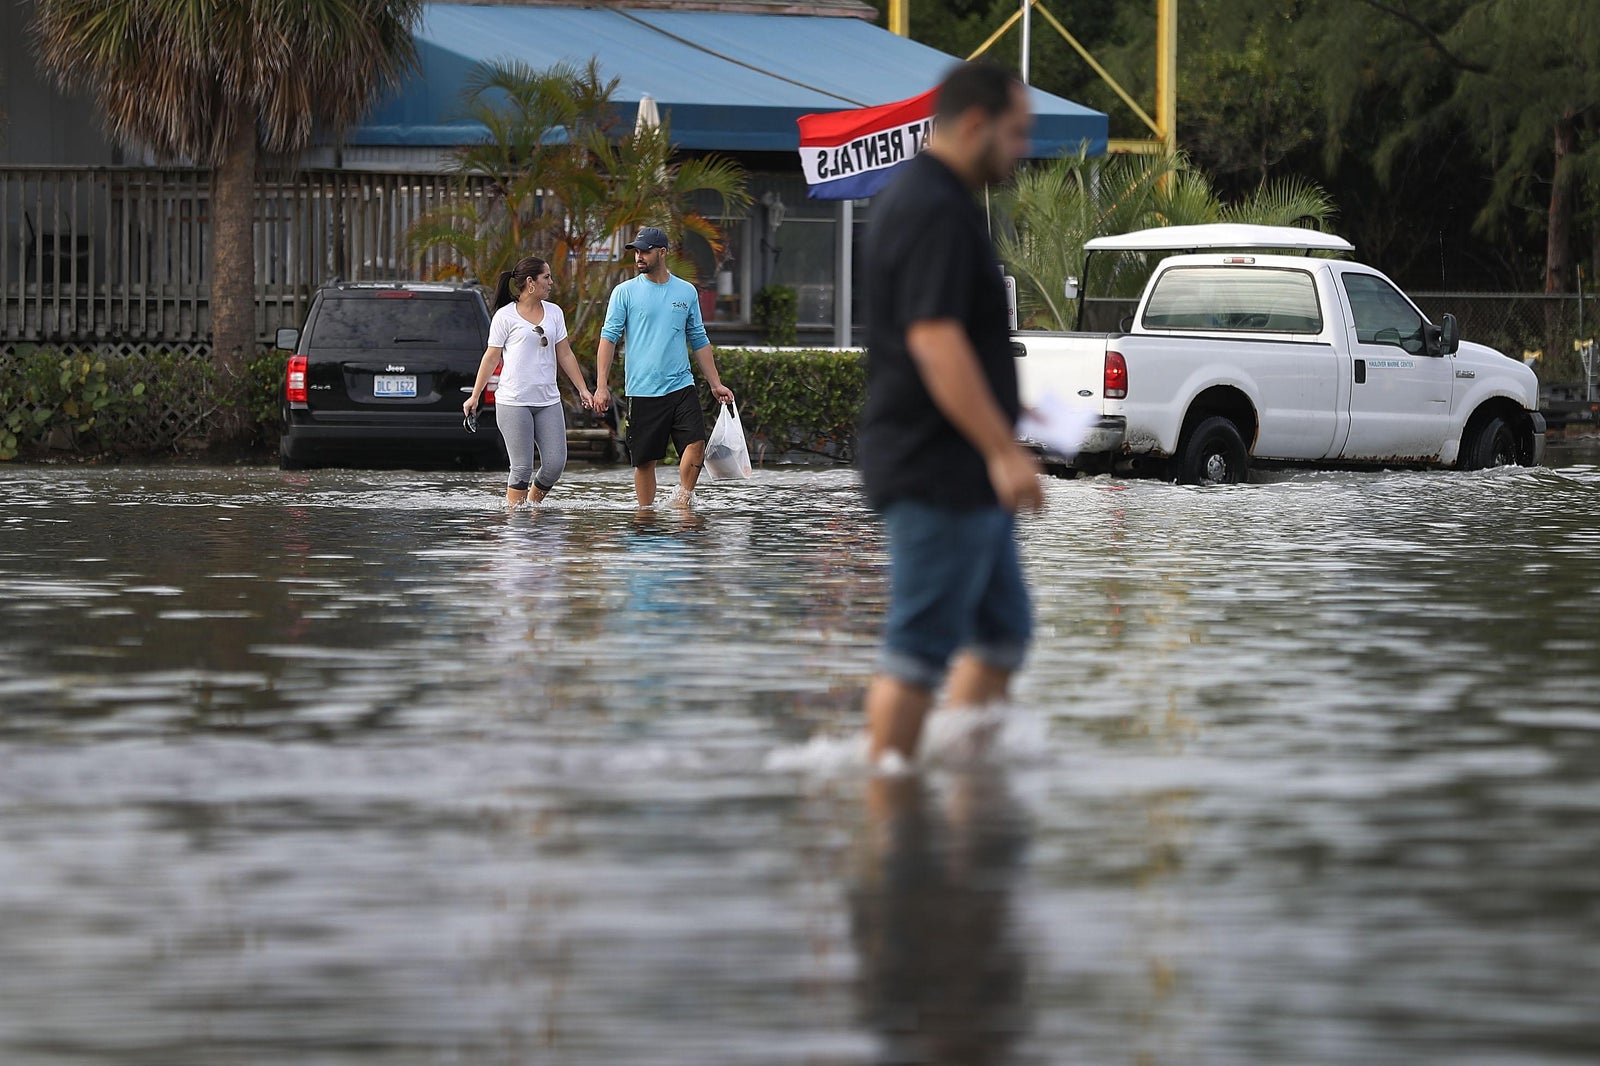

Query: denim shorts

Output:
[878, 499, 1033, 689]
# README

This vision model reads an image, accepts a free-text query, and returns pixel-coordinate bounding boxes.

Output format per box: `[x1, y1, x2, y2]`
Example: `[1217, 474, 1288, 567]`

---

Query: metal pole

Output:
[835, 198, 854, 348]
[1020, 0, 1031, 84]
[1157, 0, 1177, 153]
[888, 0, 908, 36]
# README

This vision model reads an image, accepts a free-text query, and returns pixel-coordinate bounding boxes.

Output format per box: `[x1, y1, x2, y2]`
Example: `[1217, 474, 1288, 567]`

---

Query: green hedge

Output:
[3, 344, 866, 464]
[0, 349, 145, 460]
[709, 348, 864, 463]
[1, 345, 282, 460]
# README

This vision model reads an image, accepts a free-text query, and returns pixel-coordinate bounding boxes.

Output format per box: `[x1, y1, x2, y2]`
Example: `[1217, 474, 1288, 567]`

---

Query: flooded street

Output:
[2, 455, 1599, 1064]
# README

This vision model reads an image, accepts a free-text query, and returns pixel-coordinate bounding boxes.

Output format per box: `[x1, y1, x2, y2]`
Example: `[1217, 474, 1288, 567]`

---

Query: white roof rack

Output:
[1083, 223, 1354, 254]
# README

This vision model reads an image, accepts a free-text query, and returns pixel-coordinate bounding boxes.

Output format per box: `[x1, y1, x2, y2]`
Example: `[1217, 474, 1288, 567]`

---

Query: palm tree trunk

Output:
[1545, 114, 1576, 295]
[210, 106, 258, 444]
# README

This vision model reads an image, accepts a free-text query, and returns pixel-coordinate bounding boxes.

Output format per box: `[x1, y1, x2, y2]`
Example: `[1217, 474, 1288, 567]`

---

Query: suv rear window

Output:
[309, 295, 486, 350]
[1142, 266, 1323, 334]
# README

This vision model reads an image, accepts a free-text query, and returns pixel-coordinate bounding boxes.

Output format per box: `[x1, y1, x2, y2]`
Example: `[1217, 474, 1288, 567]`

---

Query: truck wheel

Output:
[1461, 414, 1520, 469]
[1176, 416, 1249, 485]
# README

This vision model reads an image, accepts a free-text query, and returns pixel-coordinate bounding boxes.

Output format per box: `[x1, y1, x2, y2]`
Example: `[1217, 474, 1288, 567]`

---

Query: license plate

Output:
[374, 374, 417, 398]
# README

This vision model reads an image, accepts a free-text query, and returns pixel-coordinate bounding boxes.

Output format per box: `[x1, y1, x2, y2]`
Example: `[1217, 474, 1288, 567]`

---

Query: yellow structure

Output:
[887, 0, 1177, 155]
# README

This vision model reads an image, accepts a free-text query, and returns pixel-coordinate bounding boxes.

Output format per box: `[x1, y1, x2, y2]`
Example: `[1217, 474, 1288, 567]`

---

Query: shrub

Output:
[96, 350, 217, 455]
[0, 348, 145, 460]
[0, 345, 287, 460]
[708, 348, 864, 463]
[245, 348, 288, 443]
[753, 285, 799, 347]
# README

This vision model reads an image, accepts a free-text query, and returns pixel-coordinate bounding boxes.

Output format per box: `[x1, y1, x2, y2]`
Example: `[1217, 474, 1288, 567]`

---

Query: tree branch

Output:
[1352, 0, 1490, 74]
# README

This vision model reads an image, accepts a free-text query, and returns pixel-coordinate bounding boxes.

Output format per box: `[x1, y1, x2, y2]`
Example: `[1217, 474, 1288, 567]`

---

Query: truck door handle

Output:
[1354, 359, 1366, 384]
[1011, 341, 1027, 358]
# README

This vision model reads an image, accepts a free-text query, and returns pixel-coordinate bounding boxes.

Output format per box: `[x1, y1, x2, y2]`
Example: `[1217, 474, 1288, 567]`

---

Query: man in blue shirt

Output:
[593, 227, 735, 507]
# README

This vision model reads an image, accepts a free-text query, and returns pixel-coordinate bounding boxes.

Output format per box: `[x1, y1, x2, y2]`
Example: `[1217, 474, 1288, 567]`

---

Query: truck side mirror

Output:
[1063, 276, 1079, 302]
[1441, 313, 1460, 355]
[275, 327, 300, 352]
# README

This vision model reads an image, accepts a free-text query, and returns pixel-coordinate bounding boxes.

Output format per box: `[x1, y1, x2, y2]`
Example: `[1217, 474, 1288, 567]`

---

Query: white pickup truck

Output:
[1014, 223, 1546, 483]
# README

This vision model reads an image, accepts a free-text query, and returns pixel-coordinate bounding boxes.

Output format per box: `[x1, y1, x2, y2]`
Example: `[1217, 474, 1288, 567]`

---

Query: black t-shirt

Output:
[858, 152, 1019, 510]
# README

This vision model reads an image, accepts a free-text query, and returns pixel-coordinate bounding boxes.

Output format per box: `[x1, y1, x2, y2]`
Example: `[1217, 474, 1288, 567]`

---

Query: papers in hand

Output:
[1016, 390, 1099, 459]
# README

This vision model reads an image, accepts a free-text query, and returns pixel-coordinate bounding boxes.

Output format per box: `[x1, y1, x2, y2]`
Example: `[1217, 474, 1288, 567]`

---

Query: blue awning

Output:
[350, 3, 1107, 157]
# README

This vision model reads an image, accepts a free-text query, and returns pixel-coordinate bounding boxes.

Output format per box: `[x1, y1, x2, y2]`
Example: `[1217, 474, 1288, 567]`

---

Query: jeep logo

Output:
[386, 365, 406, 372]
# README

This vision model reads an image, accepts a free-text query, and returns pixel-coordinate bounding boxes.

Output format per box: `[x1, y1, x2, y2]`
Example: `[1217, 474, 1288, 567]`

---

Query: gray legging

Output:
[498, 402, 567, 493]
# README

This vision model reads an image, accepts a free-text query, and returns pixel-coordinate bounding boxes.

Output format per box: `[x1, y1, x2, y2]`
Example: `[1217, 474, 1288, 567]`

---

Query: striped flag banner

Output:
[797, 88, 937, 200]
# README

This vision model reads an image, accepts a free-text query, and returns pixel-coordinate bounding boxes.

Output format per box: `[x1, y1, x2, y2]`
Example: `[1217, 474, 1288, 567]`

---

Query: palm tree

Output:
[408, 59, 749, 367]
[567, 119, 748, 357]
[997, 149, 1336, 330]
[31, 0, 423, 440]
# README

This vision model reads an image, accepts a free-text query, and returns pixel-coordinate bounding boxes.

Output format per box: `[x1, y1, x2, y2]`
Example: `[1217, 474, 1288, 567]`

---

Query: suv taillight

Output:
[1104, 351, 1128, 399]
[484, 361, 502, 405]
[286, 354, 308, 404]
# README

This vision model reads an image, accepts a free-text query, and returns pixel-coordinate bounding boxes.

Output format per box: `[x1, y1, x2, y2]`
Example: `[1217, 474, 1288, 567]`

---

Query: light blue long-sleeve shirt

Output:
[600, 273, 710, 397]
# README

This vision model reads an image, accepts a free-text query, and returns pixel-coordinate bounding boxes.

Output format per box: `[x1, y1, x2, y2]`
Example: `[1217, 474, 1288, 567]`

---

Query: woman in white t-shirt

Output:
[465, 256, 595, 507]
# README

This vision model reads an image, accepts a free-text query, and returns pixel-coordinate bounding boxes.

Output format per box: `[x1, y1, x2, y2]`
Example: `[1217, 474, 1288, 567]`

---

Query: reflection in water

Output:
[852, 771, 1028, 1066]
[2, 461, 1600, 1063]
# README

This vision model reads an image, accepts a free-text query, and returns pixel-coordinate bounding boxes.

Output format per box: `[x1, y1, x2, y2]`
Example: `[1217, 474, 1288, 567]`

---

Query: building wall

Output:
[0, 1, 122, 167]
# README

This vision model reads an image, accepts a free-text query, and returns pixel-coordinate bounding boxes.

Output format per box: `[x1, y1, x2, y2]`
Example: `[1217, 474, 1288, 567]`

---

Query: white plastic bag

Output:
[704, 402, 752, 479]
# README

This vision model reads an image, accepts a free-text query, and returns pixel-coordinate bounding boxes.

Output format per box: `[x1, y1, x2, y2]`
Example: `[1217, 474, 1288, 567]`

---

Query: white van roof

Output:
[1083, 223, 1354, 254]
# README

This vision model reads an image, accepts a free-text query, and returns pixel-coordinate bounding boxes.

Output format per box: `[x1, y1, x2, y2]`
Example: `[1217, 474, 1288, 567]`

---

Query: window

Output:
[683, 217, 750, 326]
[1342, 273, 1426, 354]
[309, 295, 484, 350]
[770, 217, 837, 327]
[1142, 266, 1323, 334]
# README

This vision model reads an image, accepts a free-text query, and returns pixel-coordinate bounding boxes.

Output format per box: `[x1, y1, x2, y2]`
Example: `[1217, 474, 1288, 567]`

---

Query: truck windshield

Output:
[1142, 266, 1323, 334]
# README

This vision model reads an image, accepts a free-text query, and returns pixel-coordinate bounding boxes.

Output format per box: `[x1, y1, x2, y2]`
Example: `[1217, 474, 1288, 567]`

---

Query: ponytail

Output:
[492, 270, 516, 311]
[491, 256, 550, 312]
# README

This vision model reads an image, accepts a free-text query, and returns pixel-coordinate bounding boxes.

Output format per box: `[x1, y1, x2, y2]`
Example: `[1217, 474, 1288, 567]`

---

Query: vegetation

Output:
[30, 0, 423, 442]
[711, 348, 864, 462]
[996, 148, 1336, 329]
[0, 349, 145, 460]
[753, 285, 800, 346]
[407, 60, 750, 371]
[2, 346, 866, 465]
[864, 0, 1600, 302]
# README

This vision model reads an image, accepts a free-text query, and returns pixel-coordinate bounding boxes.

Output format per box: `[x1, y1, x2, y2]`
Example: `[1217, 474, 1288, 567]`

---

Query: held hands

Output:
[988, 444, 1046, 515]
[462, 395, 479, 418]
[583, 384, 732, 411]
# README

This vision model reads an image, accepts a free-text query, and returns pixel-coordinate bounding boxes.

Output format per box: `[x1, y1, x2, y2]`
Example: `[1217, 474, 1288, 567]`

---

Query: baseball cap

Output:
[626, 227, 670, 251]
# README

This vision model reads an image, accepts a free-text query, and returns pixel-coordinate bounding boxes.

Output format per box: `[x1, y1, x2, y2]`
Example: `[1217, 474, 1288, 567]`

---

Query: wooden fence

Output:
[2, 166, 487, 344]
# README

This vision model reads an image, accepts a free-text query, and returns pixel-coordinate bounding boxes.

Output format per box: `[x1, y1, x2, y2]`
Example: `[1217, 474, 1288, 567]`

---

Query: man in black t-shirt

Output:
[859, 62, 1044, 764]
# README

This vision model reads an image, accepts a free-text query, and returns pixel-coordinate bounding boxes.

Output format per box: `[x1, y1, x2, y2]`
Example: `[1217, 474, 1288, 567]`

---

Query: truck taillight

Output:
[1104, 351, 1128, 399]
[285, 355, 308, 403]
[484, 361, 502, 405]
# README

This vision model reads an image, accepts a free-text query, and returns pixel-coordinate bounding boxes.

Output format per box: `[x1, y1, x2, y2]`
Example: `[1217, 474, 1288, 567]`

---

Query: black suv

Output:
[276, 282, 501, 470]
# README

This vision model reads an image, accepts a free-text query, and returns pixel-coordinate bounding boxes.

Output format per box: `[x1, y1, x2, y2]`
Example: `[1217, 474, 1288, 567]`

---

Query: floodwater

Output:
[2, 452, 1599, 1065]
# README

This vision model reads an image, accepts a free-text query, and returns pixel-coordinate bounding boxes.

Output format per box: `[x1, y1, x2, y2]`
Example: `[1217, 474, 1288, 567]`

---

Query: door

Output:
[1335, 271, 1454, 462]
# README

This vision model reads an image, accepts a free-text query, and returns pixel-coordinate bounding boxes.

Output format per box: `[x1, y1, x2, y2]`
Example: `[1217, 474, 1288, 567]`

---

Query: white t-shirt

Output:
[488, 301, 568, 407]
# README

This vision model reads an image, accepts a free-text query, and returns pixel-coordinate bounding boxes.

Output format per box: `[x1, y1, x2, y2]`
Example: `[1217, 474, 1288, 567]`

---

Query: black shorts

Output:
[627, 385, 707, 467]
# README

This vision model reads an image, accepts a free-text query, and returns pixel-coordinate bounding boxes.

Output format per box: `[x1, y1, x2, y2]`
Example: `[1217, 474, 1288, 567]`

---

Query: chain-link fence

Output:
[1409, 293, 1591, 382]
